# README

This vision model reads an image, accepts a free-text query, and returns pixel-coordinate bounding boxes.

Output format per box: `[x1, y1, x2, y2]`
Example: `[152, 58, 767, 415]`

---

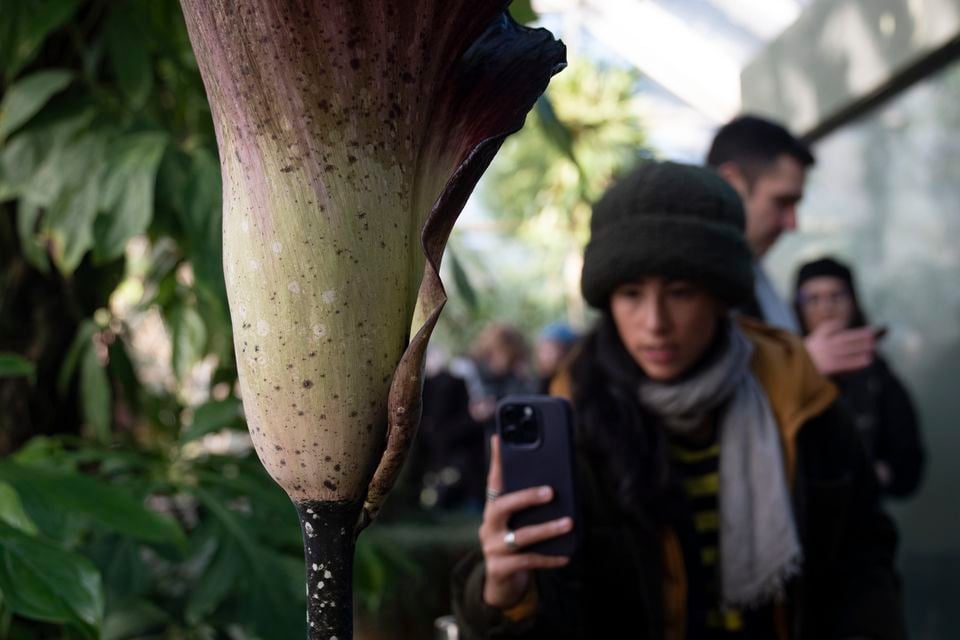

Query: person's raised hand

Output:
[804, 319, 877, 376]
[479, 435, 572, 610]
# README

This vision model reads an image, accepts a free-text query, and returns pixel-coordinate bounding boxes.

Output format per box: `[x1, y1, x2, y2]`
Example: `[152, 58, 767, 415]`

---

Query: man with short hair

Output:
[707, 114, 877, 375]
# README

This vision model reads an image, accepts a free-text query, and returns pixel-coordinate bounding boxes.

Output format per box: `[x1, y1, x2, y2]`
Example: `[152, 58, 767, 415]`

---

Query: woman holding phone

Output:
[451, 162, 904, 639]
[793, 257, 925, 498]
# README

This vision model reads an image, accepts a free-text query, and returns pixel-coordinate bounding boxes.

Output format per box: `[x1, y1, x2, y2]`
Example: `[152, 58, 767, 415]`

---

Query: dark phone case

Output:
[497, 395, 579, 556]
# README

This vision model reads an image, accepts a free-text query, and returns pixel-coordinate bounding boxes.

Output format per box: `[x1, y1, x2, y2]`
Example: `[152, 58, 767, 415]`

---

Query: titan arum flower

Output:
[179, 1, 565, 636]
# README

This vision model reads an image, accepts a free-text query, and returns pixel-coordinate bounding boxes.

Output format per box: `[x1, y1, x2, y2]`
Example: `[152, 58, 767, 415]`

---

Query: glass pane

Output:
[767, 59, 960, 640]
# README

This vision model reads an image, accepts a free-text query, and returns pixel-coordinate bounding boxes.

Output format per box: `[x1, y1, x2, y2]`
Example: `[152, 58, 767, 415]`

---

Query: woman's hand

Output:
[480, 434, 573, 610]
[804, 319, 876, 375]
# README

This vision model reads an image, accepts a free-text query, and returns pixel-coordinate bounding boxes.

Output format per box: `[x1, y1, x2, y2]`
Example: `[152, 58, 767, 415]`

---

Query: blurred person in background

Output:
[794, 257, 925, 498]
[439, 324, 535, 510]
[452, 162, 903, 640]
[404, 346, 486, 512]
[707, 115, 879, 378]
[460, 323, 536, 425]
[534, 322, 579, 394]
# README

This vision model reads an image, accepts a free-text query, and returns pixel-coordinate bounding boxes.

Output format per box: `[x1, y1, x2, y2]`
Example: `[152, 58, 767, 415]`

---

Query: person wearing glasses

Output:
[794, 257, 925, 498]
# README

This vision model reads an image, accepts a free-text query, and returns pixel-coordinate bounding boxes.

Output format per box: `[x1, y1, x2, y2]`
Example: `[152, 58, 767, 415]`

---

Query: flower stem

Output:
[296, 500, 361, 640]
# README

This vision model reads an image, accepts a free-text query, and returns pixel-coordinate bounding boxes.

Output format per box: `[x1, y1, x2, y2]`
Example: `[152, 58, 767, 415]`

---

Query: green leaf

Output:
[185, 535, 241, 624]
[0, 69, 73, 142]
[509, 0, 538, 24]
[93, 132, 167, 262]
[48, 178, 101, 274]
[9, 436, 72, 471]
[447, 247, 478, 312]
[104, 4, 153, 109]
[535, 94, 579, 169]
[180, 398, 243, 443]
[0, 591, 11, 638]
[15, 199, 49, 272]
[102, 598, 169, 640]
[0, 174, 14, 203]
[535, 94, 589, 199]
[7, 105, 98, 208]
[57, 321, 97, 396]
[0, 520, 103, 639]
[107, 338, 141, 417]
[0, 482, 38, 535]
[0, 463, 186, 549]
[194, 489, 305, 638]
[355, 538, 387, 612]
[0, 134, 39, 203]
[0, 353, 35, 384]
[44, 132, 108, 274]
[79, 345, 111, 444]
[169, 303, 207, 382]
[97, 538, 148, 600]
[0, 0, 81, 81]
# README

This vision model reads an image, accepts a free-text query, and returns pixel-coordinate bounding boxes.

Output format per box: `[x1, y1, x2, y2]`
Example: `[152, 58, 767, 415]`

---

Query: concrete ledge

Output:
[741, 0, 960, 139]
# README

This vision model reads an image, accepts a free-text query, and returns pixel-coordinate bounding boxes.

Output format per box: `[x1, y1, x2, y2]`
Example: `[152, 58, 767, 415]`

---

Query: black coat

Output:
[833, 356, 925, 498]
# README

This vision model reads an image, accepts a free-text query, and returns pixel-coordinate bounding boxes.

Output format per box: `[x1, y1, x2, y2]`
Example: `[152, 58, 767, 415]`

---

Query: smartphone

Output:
[496, 395, 578, 556]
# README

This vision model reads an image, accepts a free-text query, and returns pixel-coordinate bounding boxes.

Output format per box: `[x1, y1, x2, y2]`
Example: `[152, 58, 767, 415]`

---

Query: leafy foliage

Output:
[0, 1, 417, 637]
[0, 1, 643, 637]
[0, 353, 35, 384]
[0, 520, 104, 640]
[436, 58, 651, 351]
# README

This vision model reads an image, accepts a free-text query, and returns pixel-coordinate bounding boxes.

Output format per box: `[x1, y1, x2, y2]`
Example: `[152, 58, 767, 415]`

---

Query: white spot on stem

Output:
[247, 259, 260, 272]
[237, 304, 247, 320]
[321, 290, 337, 304]
[257, 320, 270, 336]
[312, 323, 327, 338]
[241, 220, 250, 233]
[317, 580, 325, 590]
[272, 241, 282, 254]
[288, 281, 301, 294]
[324, 570, 332, 579]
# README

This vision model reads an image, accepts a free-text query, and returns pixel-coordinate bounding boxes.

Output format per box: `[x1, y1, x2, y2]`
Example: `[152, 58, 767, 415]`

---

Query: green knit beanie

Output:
[581, 161, 754, 308]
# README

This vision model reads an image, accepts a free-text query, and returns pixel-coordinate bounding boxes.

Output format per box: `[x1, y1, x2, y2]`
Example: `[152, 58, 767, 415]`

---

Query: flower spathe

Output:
[180, 1, 564, 634]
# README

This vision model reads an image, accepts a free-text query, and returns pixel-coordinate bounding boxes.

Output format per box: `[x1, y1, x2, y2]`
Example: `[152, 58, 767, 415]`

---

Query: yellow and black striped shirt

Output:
[670, 436, 744, 638]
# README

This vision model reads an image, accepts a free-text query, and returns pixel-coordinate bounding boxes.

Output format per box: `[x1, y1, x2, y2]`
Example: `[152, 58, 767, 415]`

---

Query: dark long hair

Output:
[567, 312, 676, 522]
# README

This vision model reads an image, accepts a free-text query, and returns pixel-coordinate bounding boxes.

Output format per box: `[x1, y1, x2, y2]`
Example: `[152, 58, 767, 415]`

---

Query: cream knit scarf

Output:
[637, 320, 802, 607]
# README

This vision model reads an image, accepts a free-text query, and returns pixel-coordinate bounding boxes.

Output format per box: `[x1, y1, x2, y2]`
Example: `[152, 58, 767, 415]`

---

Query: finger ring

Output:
[504, 530, 518, 552]
[486, 488, 500, 501]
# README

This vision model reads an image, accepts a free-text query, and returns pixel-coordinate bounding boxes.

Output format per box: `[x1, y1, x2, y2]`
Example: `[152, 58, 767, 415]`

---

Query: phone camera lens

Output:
[500, 403, 539, 445]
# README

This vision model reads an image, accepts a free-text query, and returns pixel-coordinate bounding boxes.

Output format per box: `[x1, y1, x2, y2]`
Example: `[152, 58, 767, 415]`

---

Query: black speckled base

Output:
[296, 500, 362, 640]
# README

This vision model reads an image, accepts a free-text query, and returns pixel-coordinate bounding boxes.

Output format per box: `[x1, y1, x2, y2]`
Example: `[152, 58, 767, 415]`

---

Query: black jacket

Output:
[833, 356, 924, 498]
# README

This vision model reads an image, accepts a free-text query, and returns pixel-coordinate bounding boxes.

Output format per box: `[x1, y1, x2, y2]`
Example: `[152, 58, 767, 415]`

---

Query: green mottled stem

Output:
[296, 501, 361, 640]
